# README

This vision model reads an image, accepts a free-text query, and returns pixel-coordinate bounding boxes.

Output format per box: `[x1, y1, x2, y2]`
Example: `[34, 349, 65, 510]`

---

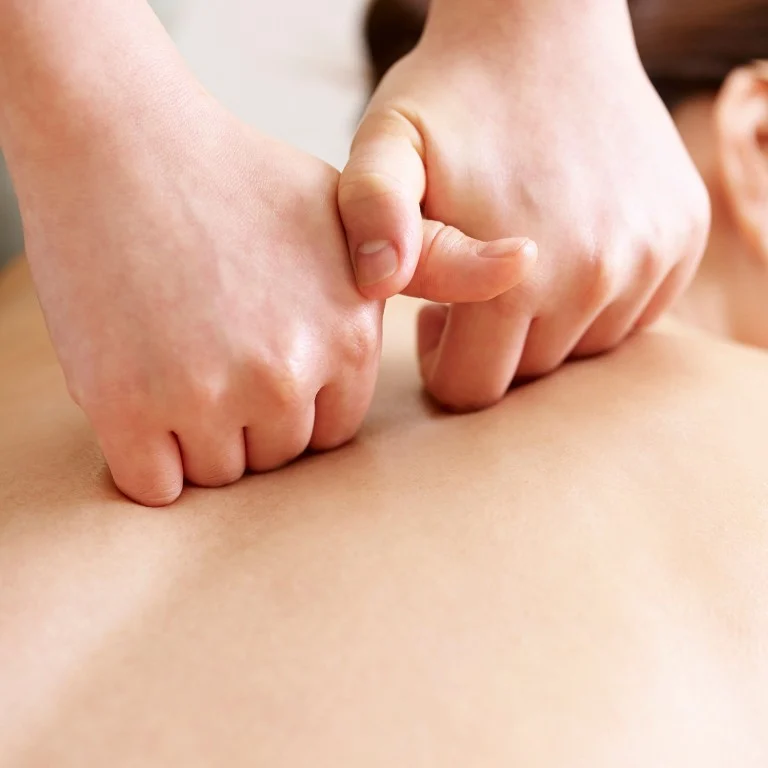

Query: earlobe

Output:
[715, 63, 768, 263]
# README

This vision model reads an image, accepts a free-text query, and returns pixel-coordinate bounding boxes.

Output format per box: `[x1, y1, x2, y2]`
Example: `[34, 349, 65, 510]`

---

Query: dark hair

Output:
[364, 0, 768, 110]
[631, 0, 768, 109]
[364, 0, 429, 89]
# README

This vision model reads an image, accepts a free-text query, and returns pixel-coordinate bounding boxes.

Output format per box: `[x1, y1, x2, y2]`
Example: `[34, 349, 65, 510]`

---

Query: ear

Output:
[715, 62, 768, 263]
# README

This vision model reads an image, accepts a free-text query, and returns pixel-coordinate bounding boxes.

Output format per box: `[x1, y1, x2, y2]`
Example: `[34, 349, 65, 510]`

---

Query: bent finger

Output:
[422, 297, 532, 412]
[177, 421, 246, 489]
[98, 427, 184, 507]
[245, 405, 315, 473]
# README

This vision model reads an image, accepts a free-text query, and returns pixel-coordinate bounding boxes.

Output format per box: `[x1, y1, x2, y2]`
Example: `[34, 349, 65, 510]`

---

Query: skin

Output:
[0, 61, 767, 766]
[0, 0, 530, 507]
[341, 0, 710, 410]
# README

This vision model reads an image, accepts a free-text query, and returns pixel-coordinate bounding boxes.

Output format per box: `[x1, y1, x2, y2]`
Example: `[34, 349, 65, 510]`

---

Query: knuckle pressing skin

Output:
[190, 461, 243, 489]
[528, 349, 568, 379]
[312, 418, 359, 453]
[119, 469, 181, 507]
[132, 480, 181, 507]
[250, 434, 307, 472]
[428, 378, 504, 414]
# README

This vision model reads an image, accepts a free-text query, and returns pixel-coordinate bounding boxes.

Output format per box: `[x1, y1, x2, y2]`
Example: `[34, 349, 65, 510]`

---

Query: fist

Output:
[340, 18, 710, 410]
[17, 101, 382, 505]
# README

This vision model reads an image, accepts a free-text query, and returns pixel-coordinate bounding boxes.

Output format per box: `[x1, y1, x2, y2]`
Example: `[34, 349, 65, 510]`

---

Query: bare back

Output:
[1, 258, 767, 767]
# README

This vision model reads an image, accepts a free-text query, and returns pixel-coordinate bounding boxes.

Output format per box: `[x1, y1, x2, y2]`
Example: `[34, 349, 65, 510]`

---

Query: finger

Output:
[417, 303, 449, 383]
[339, 109, 538, 302]
[515, 304, 604, 379]
[311, 368, 378, 452]
[338, 108, 426, 299]
[403, 223, 537, 303]
[245, 405, 315, 473]
[572, 262, 667, 359]
[98, 427, 184, 507]
[177, 421, 246, 489]
[422, 297, 532, 412]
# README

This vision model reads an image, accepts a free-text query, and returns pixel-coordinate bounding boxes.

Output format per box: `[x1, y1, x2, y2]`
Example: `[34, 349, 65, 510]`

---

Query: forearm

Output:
[0, 0, 193, 166]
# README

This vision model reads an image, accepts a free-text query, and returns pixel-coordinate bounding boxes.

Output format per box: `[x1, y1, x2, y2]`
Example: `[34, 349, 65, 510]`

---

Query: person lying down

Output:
[1, 0, 768, 764]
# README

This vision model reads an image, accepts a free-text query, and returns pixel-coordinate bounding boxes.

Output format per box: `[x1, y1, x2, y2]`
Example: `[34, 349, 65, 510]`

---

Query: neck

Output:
[673, 232, 768, 349]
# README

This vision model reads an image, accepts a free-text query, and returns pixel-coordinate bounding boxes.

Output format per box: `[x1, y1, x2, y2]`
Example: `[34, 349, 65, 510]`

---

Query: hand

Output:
[9, 80, 536, 506]
[339, 6, 711, 411]
[12, 100, 384, 505]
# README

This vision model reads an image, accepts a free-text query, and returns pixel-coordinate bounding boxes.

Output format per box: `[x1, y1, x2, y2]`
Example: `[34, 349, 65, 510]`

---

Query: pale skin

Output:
[0, 0, 531, 507]
[0, 61, 767, 766]
[0, 0, 708, 506]
[341, 0, 711, 408]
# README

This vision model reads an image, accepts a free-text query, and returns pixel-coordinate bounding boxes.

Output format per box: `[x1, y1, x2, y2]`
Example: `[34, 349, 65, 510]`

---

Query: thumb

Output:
[338, 108, 426, 300]
[404, 221, 538, 303]
[340, 108, 537, 302]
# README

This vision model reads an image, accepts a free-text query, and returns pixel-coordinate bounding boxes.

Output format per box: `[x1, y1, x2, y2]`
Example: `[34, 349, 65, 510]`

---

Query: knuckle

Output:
[573, 336, 608, 359]
[428, 380, 505, 414]
[690, 175, 713, 232]
[249, 440, 306, 473]
[489, 292, 526, 321]
[338, 169, 406, 212]
[665, 176, 710, 264]
[266, 358, 310, 414]
[340, 309, 380, 371]
[582, 250, 617, 310]
[524, 351, 568, 380]
[120, 474, 181, 508]
[428, 224, 465, 257]
[686, 195, 712, 258]
[186, 375, 230, 412]
[311, 423, 358, 454]
[639, 246, 666, 283]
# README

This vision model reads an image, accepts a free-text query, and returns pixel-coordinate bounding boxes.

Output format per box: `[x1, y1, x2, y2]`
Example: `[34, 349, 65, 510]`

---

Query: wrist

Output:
[0, 0, 198, 172]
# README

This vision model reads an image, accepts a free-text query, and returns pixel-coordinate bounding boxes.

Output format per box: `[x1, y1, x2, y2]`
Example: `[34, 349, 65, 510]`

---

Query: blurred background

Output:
[0, 0, 370, 269]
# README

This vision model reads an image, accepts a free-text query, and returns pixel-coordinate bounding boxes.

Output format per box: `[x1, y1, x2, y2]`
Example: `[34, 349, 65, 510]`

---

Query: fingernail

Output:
[481, 238, 537, 261]
[355, 241, 398, 286]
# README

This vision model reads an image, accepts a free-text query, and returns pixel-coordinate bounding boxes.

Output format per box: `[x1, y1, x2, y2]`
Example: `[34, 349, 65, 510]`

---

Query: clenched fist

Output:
[341, 0, 711, 410]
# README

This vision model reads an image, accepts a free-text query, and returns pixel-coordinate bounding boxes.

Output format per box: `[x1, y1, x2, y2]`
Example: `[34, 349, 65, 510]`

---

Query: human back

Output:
[1, 257, 768, 766]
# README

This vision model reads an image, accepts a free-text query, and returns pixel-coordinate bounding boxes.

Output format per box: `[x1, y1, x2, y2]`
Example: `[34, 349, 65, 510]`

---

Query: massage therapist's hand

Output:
[0, 1, 534, 505]
[10, 118, 388, 506]
[339, 0, 711, 411]
[0, 0, 388, 506]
